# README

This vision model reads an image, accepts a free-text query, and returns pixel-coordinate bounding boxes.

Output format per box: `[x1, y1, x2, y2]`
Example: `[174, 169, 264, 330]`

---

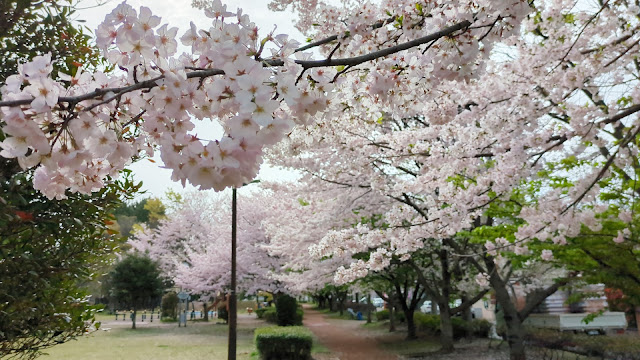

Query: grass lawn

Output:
[42, 317, 264, 360]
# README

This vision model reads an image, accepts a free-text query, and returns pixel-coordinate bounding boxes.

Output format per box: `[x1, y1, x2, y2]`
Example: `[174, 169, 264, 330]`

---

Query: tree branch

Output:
[0, 20, 471, 109]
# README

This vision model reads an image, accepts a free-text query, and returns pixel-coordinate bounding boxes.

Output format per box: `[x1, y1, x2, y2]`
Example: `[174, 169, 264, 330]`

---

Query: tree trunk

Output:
[367, 294, 372, 324]
[438, 302, 454, 353]
[204, 301, 209, 321]
[328, 296, 334, 312]
[636, 307, 640, 336]
[132, 307, 137, 329]
[388, 297, 396, 332]
[461, 295, 473, 338]
[490, 266, 527, 360]
[405, 308, 417, 339]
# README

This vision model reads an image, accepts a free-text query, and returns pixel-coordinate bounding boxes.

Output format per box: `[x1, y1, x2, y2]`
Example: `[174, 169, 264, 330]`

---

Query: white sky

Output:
[76, 0, 303, 198]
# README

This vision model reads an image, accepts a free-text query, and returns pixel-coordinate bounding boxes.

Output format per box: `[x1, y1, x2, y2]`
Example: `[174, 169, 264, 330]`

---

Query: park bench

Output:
[347, 308, 356, 319]
[346, 308, 363, 320]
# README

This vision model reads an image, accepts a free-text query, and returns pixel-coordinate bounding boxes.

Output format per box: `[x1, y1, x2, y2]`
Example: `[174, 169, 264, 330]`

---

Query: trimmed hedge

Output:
[255, 326, 313, 360]
[276, 294, 299, 326]
[260, 307, 303, 325]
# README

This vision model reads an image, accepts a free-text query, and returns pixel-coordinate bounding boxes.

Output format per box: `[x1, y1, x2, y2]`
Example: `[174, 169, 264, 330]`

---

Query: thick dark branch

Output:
[604, 37, 640, 68]
[0, 21, 470, 108]
[0, 68, 225, 108]
[519, 275, 576, 320]
[267, 20, 471, 69]
[601, 103, 640, 125]
[450, 288, 490, 315]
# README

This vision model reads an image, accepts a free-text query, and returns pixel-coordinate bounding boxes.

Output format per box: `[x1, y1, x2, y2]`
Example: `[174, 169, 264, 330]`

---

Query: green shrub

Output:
[255, 326, 313, 360]
[451, 317, 467, 338]
[414, 312, 440, 334]
[161, 292, 178, 320]
[526, 328, 640, 359]
[276, 294, 299, 326]
[375, 309, 405, 322]
[263, 308, 277, 323]
[255, 307, 268, 319]
[376, 309, 389, 321]
[468, 319, 492, 338]
[295, 307, 303, 325]
[413, 313, 491, 338]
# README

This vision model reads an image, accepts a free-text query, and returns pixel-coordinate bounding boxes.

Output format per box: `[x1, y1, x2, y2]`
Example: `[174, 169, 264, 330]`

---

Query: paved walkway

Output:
[303, 305, 399, 360]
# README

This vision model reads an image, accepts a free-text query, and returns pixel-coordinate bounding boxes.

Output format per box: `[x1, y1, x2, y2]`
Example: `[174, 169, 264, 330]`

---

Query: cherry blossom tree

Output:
[130, 190, 283, 297]
[0, 0, 527, 200]
[2, 0, 640, 359]
[265, 2, 640, 359]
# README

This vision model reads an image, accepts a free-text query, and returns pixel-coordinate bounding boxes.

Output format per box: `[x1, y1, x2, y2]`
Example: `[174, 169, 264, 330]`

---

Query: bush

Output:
[376, 309, 405, 322]
[376, 310, 389, 321]
[413, 313, 491, 339]
[414, 312, 440, 334]
[451, 317, 468, 339]
[526, 328, 640, 359]
[468, 319, 492, 338]
[295, 307, 303, 325]
[276, 294, 299, 326]
[161, 292, 178, 320]
[262, 308, 277, 323]
[255, 326, 313, 360]
[255, 307, 269, 319]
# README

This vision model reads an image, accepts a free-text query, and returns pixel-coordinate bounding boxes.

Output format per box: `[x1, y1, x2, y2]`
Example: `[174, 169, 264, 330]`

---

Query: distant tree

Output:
[114, 197, 167, 237]
[143, 198, 166, 228]
[109, 255, 166, 329]
[114, 199, 150, 223]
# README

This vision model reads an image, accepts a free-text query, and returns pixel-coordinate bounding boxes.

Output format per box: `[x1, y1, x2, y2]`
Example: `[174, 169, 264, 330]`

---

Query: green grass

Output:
[41, 321, 263, 360]
[42, 309, 327, 360]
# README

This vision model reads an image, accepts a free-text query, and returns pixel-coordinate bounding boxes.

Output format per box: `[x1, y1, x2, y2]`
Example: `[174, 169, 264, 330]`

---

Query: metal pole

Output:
[228, 188, 237, 360]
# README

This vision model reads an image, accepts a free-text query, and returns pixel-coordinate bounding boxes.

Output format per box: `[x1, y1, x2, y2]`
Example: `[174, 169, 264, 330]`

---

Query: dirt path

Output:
[303, 305, 399, 360]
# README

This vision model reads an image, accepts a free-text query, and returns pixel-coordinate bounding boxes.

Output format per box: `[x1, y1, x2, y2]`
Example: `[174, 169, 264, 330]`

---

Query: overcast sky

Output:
[76, 0, 303, 199]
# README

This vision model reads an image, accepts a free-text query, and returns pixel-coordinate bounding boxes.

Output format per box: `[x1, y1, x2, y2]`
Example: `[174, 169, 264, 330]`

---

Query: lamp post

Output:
[228, 188, 237, 360]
